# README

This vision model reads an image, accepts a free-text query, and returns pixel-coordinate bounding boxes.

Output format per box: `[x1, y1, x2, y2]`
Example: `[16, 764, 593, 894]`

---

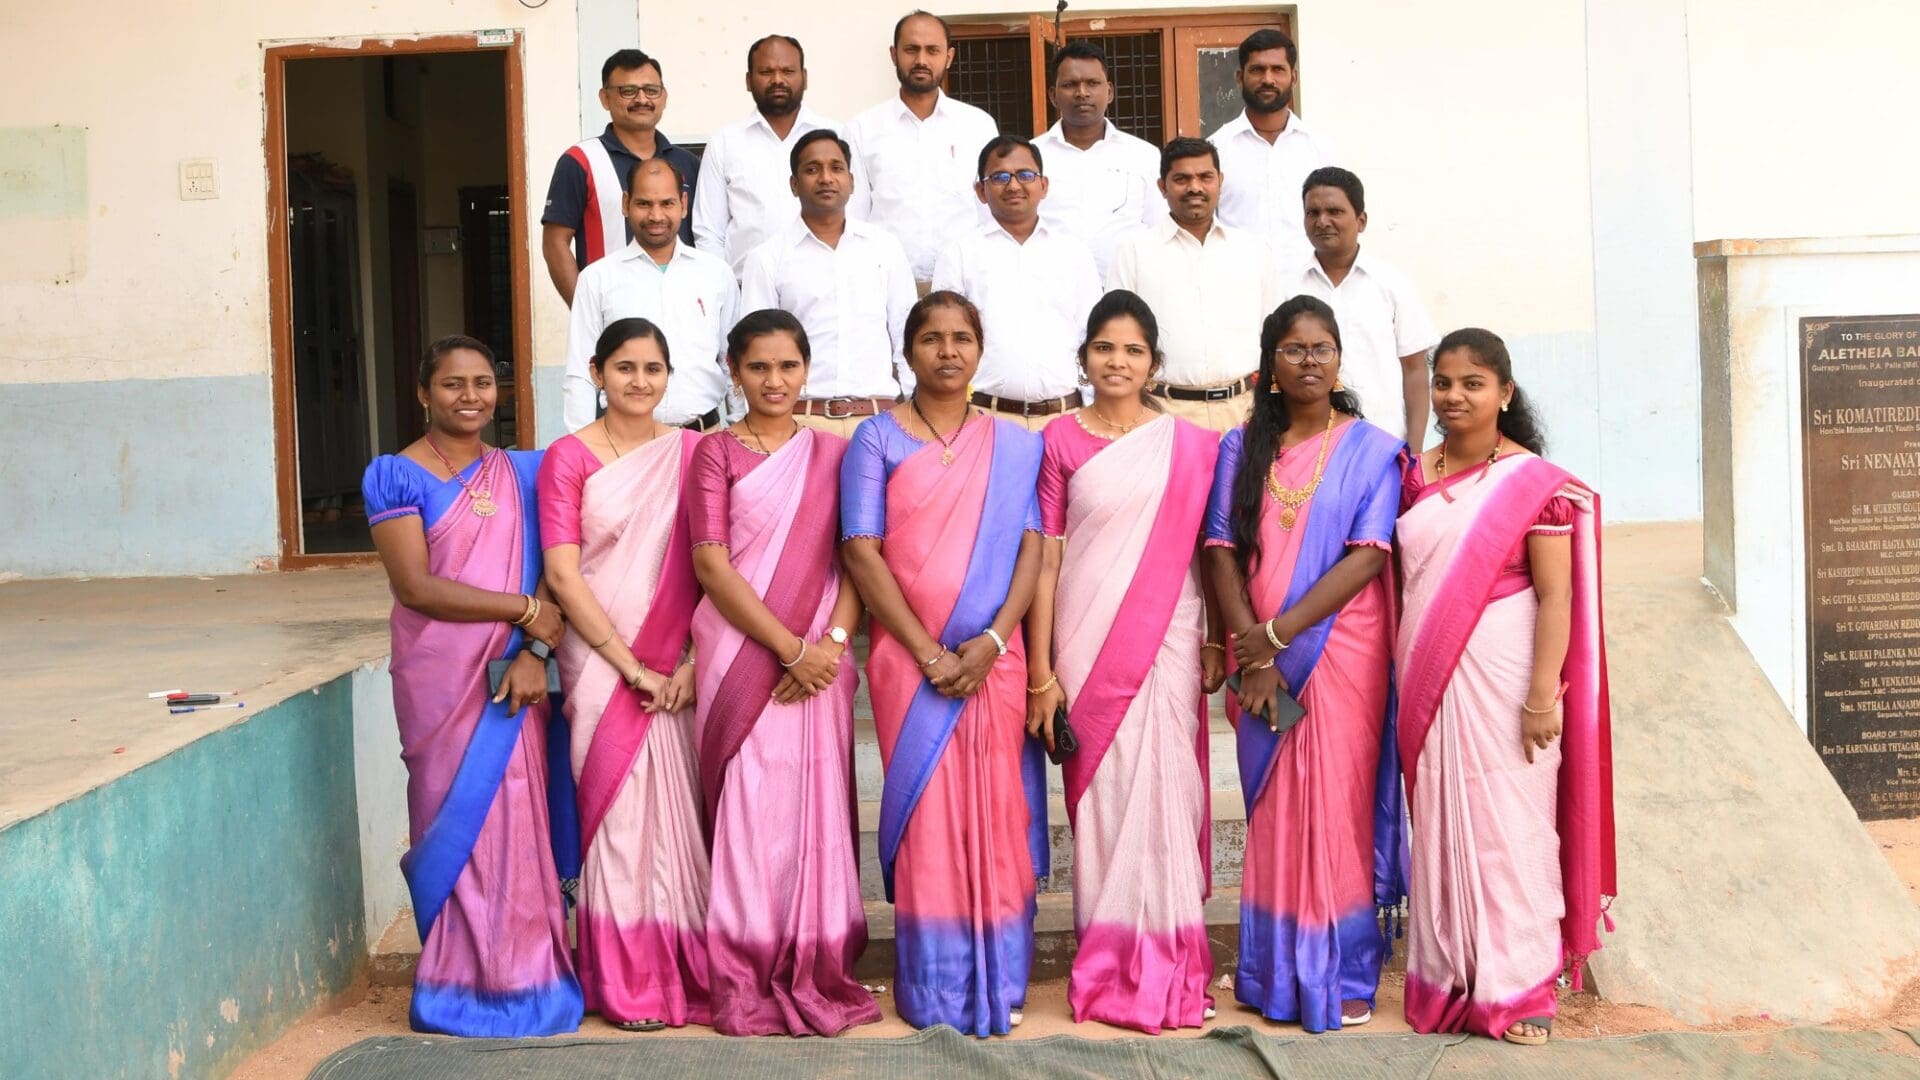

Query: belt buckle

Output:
[1204, 385, 1230, 401]
[823, 397, 857, 420]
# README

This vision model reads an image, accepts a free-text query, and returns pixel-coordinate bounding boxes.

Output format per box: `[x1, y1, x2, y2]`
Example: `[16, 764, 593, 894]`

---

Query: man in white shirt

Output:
[1282, 166, 1439, 447]
[1109, 137, 1282, 433]
[692, 35, 841, 276]
[742, 129, 918, 438]
[1033, 41, 1161, 280]
[564, 159, 738, 434]
[846, 11, 1001, 286]
[1206, 29, 1338, 266]
[933, 135, 1102, 431]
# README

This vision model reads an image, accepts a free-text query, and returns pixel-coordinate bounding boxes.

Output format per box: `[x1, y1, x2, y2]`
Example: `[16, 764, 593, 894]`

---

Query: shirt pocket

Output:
[844, 255, 892, 323]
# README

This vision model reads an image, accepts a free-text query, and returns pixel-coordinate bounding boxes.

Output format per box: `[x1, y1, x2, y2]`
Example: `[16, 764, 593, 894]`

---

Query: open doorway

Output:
[267, 35, 532, 563]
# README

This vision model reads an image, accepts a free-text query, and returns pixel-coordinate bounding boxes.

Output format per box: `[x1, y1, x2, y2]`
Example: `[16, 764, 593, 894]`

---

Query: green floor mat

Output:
[311, 1023, 1920, 1079]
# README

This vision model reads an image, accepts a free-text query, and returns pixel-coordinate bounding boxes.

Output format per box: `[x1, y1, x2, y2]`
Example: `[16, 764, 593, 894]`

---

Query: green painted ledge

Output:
[0, 676, 366, 1080]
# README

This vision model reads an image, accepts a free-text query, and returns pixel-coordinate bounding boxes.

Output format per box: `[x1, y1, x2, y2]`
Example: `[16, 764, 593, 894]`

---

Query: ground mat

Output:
[312, 1023, 1920, 1078]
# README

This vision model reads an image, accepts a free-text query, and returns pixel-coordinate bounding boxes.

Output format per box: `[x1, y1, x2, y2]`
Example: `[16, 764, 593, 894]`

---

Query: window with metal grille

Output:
[949, 32, 1165, 146]
[948, 36, 1032, 135]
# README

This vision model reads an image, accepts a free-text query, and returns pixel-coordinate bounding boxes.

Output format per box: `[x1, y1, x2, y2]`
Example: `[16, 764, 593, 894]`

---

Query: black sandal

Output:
[614, 1017, 668, 1033]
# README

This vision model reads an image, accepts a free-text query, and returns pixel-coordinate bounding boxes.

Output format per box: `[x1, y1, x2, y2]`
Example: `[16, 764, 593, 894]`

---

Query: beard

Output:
[895, 65, 940, 93]
[1241, 84, 1292, 115]
[753, 88, 801, 118]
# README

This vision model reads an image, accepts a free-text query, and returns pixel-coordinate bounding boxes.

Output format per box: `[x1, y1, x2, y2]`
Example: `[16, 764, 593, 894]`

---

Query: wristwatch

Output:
[825, 626, 851, 646]
[527, 638, 553, 662]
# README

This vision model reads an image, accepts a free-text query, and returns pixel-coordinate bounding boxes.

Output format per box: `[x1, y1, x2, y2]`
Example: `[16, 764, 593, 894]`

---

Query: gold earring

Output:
[1266, 371, 1280, 394]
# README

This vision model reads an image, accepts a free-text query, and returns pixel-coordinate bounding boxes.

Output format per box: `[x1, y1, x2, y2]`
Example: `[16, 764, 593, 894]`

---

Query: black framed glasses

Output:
[1275, 344, 1339, 365]
[611, 84, 665, 100]
[982, 169, 1041, 186]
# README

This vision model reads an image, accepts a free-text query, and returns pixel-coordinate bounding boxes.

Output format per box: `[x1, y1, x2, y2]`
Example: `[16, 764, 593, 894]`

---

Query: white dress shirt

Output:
[1107, 217, 1283, 388]
[563, 241, 739, 432]
[1281, 249, 1439, 441]
[932, 220, 1102, 403]
[740, 217, 918, 399]
[845, 91, 1000, 281]
[1034, 120, 1162, 280]
[691, 105, 840, 275]
[1207, 109, 1339, 266]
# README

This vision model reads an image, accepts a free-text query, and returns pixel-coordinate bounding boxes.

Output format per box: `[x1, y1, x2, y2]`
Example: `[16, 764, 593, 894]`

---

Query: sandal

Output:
[1341, 1000, 1373, 1026]
[614, 1017, 668, 1033]
[1503, 1017, 1551, 1045]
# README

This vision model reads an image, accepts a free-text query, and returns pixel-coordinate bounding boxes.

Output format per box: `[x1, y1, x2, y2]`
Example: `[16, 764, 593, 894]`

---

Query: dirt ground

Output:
[232, 824, 1920, 1079]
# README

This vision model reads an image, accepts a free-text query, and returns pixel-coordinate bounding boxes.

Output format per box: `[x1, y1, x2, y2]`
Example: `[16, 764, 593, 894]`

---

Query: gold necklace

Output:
[1435, 438, 1503, 502]
[1264, 410, 1336, 531]
[601, 416, 661, 459]
[1077, 403, 1147, 439]
[912, 397, 970, 466]
[425, 436, 496, 517]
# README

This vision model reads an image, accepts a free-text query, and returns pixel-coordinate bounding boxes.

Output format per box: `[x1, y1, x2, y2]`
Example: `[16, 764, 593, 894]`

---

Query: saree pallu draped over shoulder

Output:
[369, 448, 583, 1037]
[542, 429, 711, 1028]
[689, 429, 881, 1037]
[1047, 414, 1220, 1034]
[1394, 453, 1615, 1039]
[848, 413, 1047, 1038]
[1209, 419, 1407, 1034]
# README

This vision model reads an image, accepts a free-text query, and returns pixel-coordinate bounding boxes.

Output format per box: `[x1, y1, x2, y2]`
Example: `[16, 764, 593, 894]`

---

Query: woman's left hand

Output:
[1521, 702, 1562, 764]
[494, 651, 550, 714]
[1232, 620, 1282, 671]
[939, 635, 999, 698]
[650, 660, 697, 713]
[1200, 646, 1228, 695]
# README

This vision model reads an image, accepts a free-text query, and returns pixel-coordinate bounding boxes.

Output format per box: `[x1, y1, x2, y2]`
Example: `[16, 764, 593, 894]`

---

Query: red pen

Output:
[698, 297, 706, 316]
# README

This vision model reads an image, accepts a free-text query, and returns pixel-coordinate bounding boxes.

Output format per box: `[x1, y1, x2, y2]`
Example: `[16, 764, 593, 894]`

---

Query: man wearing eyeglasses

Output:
[1281, 166, 1437, 447]
[932, 135, 1100, 431]
[542, 48, 702, 306]
[1033, 41, 1161, 281]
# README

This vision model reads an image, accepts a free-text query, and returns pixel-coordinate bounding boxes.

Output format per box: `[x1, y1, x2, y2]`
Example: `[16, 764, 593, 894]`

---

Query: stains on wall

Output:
[0, 125, 88, 284]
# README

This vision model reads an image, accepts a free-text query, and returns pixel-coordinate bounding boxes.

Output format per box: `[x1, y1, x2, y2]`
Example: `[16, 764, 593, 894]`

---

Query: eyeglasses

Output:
[1275, 344, 1339, 365]
[611, 84, 665, 100]
[982, 169, 1041, 186]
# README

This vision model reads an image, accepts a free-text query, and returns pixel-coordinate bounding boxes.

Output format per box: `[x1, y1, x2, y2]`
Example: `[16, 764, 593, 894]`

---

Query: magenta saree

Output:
[539, 429, 710, 1027]
[841, 412, 1048, 1037]
[1204, 418, 1406, 1033]
[1041, 413, 1220, 1033]
[1395, 452, 1615, 1039]
[686, 429, 881, 1037]
[362, 449, 582, 1036]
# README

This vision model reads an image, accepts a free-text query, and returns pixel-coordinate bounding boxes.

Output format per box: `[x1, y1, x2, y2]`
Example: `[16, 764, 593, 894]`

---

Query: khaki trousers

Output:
[1153, 391, 1252, 433]
[979, 407, 1056, 433]
[792, 412, 868, 440]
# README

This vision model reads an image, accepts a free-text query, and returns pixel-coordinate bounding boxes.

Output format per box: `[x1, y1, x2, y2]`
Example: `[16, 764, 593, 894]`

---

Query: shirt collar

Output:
[615, 238, 688, 267]
[1039, 118, 1122, 149]
[1218, 108, 1309, 143]
[984, 217, 1052, 245]
[598, 123, 684, 160]
[1305, 245, 1373, 284]
[1157, 214, 1228, 246]
[749, 104, 824, 139]
[890, 90, 952, 122]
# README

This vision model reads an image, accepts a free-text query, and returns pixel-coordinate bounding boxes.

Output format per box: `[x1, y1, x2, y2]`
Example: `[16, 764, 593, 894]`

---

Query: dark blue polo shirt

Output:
[540, 124, 700, 267]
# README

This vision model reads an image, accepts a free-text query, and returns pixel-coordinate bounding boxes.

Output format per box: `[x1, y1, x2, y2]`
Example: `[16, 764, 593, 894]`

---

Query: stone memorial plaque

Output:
[1802, 313, 1920, 819]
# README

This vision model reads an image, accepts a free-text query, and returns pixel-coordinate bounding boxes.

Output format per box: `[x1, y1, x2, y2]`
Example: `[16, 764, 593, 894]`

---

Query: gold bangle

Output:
[1264, 618, 1289, 651]
[918, 646, 948, 669]
[1027, 674, 1059, 696]
[1200, 642, 1226, 654]
[590, 628, 616, 650]
[513, 593, 537, 627]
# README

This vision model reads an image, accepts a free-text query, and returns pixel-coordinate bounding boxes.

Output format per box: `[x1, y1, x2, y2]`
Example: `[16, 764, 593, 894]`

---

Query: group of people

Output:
[365, 11, 1616, 1052]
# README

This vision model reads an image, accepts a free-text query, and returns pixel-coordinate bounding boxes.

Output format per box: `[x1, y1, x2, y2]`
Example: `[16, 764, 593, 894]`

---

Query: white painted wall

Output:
[1709, 239, 1920, 728]
[1687, 0, 1920, 243]
[0, 0, 579, 390]
[349, 660, 411, 954]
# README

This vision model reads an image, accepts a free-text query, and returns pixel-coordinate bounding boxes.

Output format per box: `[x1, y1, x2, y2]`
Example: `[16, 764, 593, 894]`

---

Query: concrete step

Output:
[853, 788, 1248, 901]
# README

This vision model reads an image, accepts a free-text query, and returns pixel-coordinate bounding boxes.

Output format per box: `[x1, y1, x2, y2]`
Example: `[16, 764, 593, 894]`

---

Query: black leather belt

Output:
[1152, 375, 1254, 402]
[970, 390, 1079, 417]
[682, 407, 724, 433]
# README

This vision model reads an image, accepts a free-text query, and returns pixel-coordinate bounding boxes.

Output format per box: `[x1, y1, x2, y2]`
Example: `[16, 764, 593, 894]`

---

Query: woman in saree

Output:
[363, 334, 583, 1037]
[1202, 295, 1406, 1034]
[839, 290, 1048, 1038]
[538, 318, 708, 1031]
[1396, 327, 1614, 1045]
[1023, 289, 1224, 1034]
[688, 307, 880, 1037]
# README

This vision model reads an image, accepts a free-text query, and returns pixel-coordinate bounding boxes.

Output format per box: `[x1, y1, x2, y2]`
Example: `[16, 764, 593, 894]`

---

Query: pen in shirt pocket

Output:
[697, 297, 706, 316]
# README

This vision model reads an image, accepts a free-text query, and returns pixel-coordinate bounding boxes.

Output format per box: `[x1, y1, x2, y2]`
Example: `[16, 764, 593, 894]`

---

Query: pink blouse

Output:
[1402, 454, 1573, 595]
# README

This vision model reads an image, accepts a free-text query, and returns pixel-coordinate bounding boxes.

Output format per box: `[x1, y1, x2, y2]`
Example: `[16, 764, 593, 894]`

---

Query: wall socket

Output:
[179, 159, 218, 200]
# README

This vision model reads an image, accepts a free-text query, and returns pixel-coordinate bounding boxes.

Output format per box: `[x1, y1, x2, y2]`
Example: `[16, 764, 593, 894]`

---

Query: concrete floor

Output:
[0, 569, 390, 830]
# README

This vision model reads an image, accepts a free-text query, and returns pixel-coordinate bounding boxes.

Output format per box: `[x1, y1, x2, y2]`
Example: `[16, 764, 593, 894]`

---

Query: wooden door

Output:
[387, 178, 423, 447]
[1171, 20, 1291, 139]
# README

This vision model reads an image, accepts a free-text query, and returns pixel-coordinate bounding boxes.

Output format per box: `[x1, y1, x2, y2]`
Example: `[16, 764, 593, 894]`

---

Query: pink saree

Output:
[842, 412, 1047, 1037]
[687, 428, 881, 1037]
[1041, 413, 1219, 1033]
[1395, 453, 1615, 1039]
[539, 429, 710, 1027]
[363, 449, 581, 1036]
